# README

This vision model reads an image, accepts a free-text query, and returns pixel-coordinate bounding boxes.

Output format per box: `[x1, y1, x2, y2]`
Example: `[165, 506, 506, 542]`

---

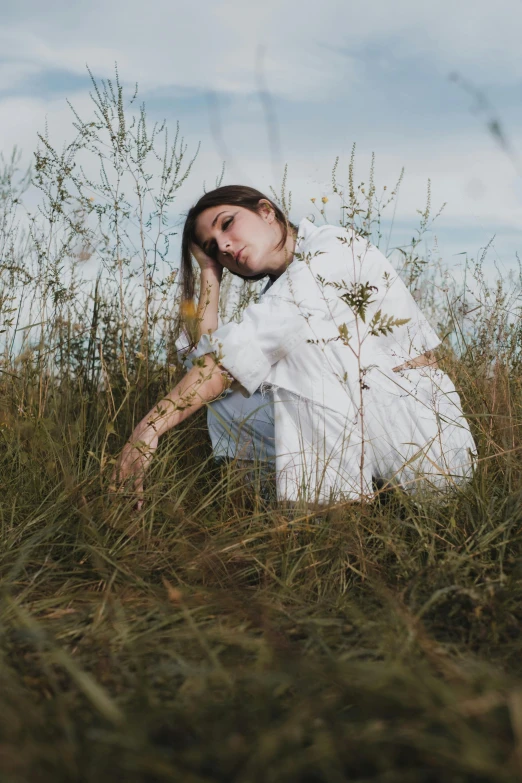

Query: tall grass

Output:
[1, 70, 522, 782]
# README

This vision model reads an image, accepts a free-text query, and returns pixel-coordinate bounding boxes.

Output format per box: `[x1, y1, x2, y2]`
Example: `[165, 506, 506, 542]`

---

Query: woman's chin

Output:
[242, 262, 259, 277]
[248, 266, 268, 278]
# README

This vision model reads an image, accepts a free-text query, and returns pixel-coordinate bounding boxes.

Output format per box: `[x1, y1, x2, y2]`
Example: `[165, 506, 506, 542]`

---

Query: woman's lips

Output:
[235, 247, 246, 264]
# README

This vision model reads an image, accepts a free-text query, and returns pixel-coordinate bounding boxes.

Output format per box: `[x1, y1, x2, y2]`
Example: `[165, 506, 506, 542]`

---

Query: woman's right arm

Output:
[112, 353, 229, 506]
[192, 245, 222, 338]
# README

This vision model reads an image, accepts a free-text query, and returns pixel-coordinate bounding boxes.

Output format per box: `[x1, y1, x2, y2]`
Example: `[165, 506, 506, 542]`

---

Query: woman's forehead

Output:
[199, 204, 235, 223]
[195, 205, 224, 230]
[195, 204, 236, 242]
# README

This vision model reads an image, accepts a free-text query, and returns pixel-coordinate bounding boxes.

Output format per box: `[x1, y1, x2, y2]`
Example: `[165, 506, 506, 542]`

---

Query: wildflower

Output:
[135, 351, 146, 360]
[181, 300, 197, 319]
[321, 196, 329, 204]
[310, 197, 316, 203]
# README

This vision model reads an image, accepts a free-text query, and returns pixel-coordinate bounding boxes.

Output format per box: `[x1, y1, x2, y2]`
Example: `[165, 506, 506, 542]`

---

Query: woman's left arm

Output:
[112, 354, 228, 505]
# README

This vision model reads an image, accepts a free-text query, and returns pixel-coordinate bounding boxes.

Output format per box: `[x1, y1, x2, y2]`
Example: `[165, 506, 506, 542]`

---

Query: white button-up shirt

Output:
[194, 218, 440, 415]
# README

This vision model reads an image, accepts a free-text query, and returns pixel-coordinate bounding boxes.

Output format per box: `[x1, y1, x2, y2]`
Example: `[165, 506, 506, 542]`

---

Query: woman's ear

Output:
[258, 199, 275, 223]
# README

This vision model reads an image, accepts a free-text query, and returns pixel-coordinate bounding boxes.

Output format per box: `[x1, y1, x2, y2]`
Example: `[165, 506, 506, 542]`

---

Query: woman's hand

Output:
[111, 426, 158, 510]
[109, 356, 229, 509]
[191, 242, 223, 279]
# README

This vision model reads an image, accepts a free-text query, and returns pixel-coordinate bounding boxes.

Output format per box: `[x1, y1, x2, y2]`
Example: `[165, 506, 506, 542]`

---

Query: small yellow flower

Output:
[321, 196, 329, 204]
[180, 300, 197, 319]
[135, 351, 145, 360]
[310, 197, 316, 203]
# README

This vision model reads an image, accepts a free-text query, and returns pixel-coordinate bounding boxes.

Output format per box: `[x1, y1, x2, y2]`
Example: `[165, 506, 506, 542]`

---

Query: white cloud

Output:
[2, 0, 521, 101]
[0, 92, 95, 161]
[0, 61, 42, 92]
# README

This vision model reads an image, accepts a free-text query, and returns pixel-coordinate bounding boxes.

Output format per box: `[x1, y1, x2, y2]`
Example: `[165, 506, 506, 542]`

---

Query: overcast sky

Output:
[1, 0, 521, 270]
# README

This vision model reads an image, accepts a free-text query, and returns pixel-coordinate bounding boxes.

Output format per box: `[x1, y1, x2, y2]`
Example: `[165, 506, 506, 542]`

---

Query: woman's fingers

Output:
[110, 439, 154, 507]
[130, 472, 145, 510]
[190, 243, 222, 275]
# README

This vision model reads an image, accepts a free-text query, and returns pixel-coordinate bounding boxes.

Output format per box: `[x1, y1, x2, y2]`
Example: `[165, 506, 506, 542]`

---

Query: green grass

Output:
[1, 357, 522, 782]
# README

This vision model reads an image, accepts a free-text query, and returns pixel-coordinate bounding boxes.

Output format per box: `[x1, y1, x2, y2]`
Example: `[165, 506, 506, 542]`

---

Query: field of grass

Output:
[0, 379, 521, 782]
[2, 300, 522, 782]
[1, 73, 522, 781]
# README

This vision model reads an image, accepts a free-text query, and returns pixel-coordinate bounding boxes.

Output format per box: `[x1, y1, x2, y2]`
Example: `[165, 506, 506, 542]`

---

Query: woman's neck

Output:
[271, 225, 298, 279]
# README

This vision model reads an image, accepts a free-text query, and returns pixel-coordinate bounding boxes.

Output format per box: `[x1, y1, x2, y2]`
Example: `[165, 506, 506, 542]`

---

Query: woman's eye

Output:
[223, 217, 233, 230]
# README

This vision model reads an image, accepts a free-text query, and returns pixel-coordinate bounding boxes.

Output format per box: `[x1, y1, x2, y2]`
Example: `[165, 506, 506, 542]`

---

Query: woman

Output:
[114, 185, 475, 507]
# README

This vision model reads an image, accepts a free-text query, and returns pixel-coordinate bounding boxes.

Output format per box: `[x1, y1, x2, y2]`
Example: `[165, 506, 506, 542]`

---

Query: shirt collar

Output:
[260, 218, 318, 296]
[296, 217, 317, 250]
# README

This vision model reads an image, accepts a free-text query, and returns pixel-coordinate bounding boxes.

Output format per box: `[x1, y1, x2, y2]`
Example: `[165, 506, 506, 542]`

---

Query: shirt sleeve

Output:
[292, 225, 441, 360]
[191, 294, 310, 396]
[175, 312, 228, 372]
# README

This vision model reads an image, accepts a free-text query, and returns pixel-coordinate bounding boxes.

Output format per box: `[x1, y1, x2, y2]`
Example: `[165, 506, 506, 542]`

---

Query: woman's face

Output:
[195, 201, 290, 277]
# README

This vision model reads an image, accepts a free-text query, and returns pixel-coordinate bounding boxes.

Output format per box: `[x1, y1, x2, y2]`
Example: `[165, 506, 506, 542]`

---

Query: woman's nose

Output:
[218, 238, 231, 255]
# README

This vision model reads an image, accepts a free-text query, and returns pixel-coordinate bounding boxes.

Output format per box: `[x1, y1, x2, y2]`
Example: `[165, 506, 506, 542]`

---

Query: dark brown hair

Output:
[180, 185, 295, 303]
